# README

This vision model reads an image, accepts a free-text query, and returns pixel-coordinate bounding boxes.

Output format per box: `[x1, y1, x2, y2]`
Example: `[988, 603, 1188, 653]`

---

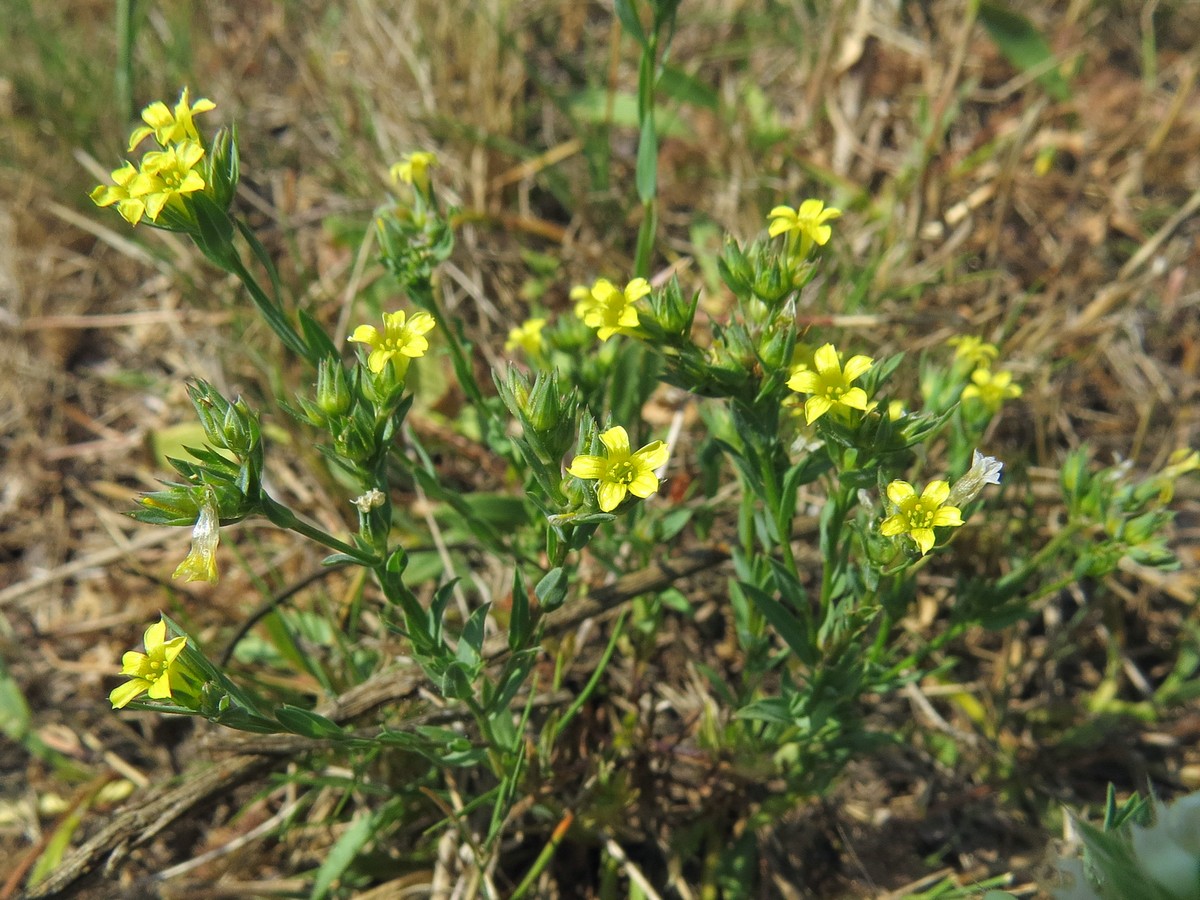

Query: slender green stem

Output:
[994, 521, 1083, 597]
[260, 497, 377, 565]
[226, 255, 312, 363]
[115, 0, 136, 122]
[510, 810, 575, 899]
[553, 610, 628, 742]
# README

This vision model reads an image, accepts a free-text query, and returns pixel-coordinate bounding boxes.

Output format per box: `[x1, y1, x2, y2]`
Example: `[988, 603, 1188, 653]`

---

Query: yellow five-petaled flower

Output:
[109, 620, 189, 709]
[947, 335, 999, 368]
[961, 367, 1021, 412]
[767, 199, 842, 257]
[89, 161, 147, 226]
[879, 480, 964, 556]
[349, 309, 437, 374]
[567, 426, 669, 513]
[505, 317, 547, 357]
[134, 141, 208, 222]
[127, 87, 216, 152]
[574, 278, 650, 341]
[786, 343, 874, 424]
[390, 151, 439, 193]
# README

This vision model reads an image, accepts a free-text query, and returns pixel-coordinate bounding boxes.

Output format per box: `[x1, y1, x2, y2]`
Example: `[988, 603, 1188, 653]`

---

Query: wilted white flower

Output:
[947, 449, 1003, 508]
[351, 489, 386, 513]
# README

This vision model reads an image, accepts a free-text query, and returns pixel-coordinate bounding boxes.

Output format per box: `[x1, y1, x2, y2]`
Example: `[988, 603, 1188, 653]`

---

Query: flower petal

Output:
[120, 649, 149, 675]
[110, 679, 149, 709]
[627, 471, 660, 499]
[767, 219, 792, 238]
[788, 371, 820, 394]
[932, 507, 964, 527]
[144, 620, 168, 650]
[812, 343, 839, 375]
[886, 481, 916, 505]
[879, 514, 907, 537]
[596, 482, 626, 512]
[632, 440, 669, 471]
[367, 348, 391, 373]
[146, 674, 174, 700]
[912, 528, 936, 555]
[840, 387, 869, 411]
[566, 455, 607, 480]
[804, 395, 833, 424]
[599, 427, 631, 458]
[408, 312, 437, 335]
[921, 480, 951, 504]
[624, 278, 652, 302]
[842, 354, 874, 382]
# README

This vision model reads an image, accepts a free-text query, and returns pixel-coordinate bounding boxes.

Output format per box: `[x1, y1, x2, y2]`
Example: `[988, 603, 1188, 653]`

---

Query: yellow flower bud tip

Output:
[109, 619, 189, 709]
[172, 486, 220, 584]
[567, 426, 669, 513]
[390, 151, 439, 188]
[348, 309, 437, 374]
[786, 343, 874, 424]
[879, 479, 964, 556]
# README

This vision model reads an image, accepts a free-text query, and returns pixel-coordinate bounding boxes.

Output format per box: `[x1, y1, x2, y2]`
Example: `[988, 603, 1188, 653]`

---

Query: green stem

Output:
[759, 451, 797, 572]
[225, 254, 312, 363]
[993, 521, 1083, 598]
[260, 497, 377, 565]
[115, 0, 135, 122]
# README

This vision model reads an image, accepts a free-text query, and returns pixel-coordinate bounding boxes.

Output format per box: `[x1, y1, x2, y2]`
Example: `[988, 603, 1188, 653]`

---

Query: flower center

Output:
[609, 460, 637, 485]
[823, 384, 847, 400]
[907, 502, 937, 529]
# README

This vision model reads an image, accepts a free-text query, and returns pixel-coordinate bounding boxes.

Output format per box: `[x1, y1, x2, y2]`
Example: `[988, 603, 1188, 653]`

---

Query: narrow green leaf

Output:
[535, 567, 568, 611]
[635, 116, 658, 203]
[509, 567, 531, 651]
[657, 64, 717, 110]
[614, 0, 646, 47]
[310, 811, 376, 900]
[739, 581, 816, 665]
[978, 2, 1071, 101]
[274, 705, 344, 740]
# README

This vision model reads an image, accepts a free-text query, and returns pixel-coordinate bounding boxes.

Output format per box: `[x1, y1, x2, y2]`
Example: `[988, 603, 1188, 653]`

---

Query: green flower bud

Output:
[316, 358, 352, 417]
[757, 323, 795, 372]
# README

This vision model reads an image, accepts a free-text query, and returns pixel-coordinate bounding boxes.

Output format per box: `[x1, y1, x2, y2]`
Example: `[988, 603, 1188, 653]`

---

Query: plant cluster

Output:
[84, 69, 1196, 897]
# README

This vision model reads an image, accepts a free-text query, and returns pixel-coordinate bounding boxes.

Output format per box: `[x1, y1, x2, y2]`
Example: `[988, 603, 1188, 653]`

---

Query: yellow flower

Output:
[348, 309, 437, 373]
[767, 199, 842, 257]
[947, 335, 999, 368]
[89, 161, 147, 226]
[570, 284, 594, 318]
[109, 620, 189, 709]
[505, 317, 547, 356]
[128, 88, 216, 152]
[130, 141, 207, 222]
[961, 367, 1021, 411]
[1154, 448, 1200, 503]
[576, 278, 649, 341]
[786, 342, 874, 424]
[567, 426, 669, 512]
[173, 485, 220, 583]
[879, 480, 964, 556]
[390, 151, 439, 192]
